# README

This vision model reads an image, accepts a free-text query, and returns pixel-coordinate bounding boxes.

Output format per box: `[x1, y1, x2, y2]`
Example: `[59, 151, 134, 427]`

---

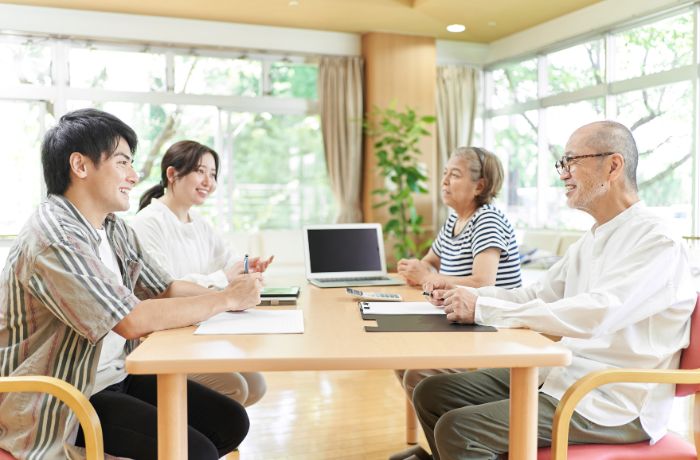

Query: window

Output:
[0, 36, 334, 236]
[489, 59, 537, 110]
[0, 38, 52, 86]
[0, 101, 50, 235]
[546, 40, 604, 95]
[69, 47, 166, 91]
[174, 55, 261, 96]
[268, 62, 318, 99]
[485, 9, 697, 234]
[491, 111, 538, 227]
[613, 13, 693, 81]
[614, 82, 693, 229]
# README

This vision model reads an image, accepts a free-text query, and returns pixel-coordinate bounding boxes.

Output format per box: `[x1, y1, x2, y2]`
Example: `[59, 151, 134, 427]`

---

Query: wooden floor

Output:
[230, 370, 427, 460]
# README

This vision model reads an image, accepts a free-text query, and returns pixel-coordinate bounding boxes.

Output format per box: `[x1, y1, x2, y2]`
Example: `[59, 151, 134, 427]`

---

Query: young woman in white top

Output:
[130, 140, 272, 406]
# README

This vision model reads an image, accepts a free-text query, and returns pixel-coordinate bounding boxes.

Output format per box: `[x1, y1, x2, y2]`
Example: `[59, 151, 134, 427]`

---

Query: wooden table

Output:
[125, 281, 571, 460]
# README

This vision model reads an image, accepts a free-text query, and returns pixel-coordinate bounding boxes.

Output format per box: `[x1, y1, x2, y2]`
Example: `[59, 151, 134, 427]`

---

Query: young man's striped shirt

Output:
[0, 195, 172, 459]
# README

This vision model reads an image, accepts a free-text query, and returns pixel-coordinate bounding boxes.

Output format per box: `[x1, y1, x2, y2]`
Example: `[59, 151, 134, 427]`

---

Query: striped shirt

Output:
[432, 204, 522, 289]
[0, 195, 172, 460]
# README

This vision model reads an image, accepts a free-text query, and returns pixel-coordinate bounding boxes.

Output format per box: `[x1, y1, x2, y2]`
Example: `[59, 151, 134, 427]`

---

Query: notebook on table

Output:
[303, 223, 404, 288]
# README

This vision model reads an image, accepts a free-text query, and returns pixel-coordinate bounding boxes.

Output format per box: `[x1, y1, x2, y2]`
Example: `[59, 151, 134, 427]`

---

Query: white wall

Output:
[0, 4, 361, 57]
[3, 1, 683, 68]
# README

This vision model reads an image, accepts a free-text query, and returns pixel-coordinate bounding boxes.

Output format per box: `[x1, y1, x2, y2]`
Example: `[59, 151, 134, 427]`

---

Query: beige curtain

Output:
[435, 65, 479, 224]
[318, 56, 364, 223]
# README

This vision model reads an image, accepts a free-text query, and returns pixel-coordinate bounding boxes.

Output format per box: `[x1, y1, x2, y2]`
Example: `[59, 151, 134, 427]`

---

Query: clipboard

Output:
[359, 303, 496, 333]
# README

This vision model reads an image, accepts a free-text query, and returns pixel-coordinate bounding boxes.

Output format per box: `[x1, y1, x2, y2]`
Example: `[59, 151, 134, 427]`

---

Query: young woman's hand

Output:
[224, 255, 274, 282]
[249, 255, 274, 273]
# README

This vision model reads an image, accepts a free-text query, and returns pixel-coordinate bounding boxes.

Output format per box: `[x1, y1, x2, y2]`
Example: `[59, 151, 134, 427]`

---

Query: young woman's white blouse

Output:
[129, 198, 238, 289]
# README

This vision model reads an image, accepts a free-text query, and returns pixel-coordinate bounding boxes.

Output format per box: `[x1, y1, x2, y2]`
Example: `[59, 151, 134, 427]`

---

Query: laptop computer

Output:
[303, 223, 404, 288]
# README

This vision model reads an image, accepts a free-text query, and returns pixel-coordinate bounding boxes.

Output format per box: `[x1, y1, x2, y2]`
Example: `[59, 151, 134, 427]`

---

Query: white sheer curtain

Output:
[318, 56, 364, 223]
[435, 65, 479, 224]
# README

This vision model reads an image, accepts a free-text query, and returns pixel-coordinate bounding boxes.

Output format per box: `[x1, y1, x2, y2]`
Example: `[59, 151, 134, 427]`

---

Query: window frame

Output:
[483, 5, 700, 235]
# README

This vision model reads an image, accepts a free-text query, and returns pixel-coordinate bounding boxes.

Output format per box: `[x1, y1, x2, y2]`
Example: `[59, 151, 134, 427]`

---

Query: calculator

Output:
[346, 288, 402, 301]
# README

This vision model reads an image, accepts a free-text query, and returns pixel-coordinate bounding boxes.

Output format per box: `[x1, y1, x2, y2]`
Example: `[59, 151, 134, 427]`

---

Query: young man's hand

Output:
[224, 273, 263, 311]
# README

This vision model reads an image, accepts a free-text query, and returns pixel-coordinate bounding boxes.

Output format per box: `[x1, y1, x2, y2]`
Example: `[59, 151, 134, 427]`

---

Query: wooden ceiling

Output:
[2, 0, 603, 43]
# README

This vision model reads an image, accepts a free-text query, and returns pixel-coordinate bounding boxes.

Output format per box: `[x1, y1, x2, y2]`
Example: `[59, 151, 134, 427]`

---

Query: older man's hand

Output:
[442, 287, 477, 324]
[422, 279, 455, 306]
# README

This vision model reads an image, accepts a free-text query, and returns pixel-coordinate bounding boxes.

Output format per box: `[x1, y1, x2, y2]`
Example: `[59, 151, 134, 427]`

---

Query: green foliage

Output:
[365, 104, 435, 260]
[269, 63, 318, 99]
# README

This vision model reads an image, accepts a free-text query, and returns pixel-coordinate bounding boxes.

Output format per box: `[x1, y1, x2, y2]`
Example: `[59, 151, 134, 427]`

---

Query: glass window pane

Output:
[614, 82, 692, 233]
[613, 12, 693, 80]
[0, 101, 50, 234]
[227, 112, 335, 230]
[174, 55, 261, 96]
[544, 99, 604, 230]
[546, 40, 604, 95]
[0, 39, 52, 86]
[489, 59, 537, 110]
[268, 62, 318, 99]
[69, 48, 166, 91]
[491, 110, 539, 227]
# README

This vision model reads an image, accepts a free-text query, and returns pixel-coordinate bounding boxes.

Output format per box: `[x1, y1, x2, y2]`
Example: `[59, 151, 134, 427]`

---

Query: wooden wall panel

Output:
[361, 33, 437, 244]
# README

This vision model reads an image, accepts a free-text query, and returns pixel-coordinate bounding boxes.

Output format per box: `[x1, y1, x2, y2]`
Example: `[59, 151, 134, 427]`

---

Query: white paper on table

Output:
[360, 301, 445, 315]
[194, 309, 304, 335]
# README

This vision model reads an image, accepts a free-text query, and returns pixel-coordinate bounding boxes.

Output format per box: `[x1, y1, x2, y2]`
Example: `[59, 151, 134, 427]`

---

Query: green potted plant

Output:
[365, 104, 435, 261]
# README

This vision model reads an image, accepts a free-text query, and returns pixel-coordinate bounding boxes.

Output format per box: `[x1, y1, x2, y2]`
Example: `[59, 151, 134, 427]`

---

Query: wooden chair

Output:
[0, 376, 104, 460]
[537, 293, 700, 460]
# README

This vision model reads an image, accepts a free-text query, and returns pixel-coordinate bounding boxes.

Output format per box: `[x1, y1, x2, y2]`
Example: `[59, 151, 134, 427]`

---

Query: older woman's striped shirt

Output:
[431, 204, 522, 289]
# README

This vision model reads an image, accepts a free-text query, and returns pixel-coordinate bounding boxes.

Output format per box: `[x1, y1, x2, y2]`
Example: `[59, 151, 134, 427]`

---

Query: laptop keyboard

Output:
[321, 276, 392, 282]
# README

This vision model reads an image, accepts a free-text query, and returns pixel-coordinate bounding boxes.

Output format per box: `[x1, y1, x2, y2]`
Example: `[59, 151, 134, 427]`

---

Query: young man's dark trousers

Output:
[77, 375, 248, 460]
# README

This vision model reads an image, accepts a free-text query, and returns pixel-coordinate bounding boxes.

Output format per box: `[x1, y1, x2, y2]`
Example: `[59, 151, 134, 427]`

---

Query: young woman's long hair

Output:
[138, 140, 220, 212]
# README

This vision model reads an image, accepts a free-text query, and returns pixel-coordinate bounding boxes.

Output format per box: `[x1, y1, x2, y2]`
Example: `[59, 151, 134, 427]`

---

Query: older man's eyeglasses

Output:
[555, 151, 616, 175]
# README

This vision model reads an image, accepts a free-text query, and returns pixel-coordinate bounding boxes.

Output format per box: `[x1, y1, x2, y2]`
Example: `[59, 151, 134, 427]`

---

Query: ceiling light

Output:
[289, 0, 299, 6]
[446, 24, 466, 33]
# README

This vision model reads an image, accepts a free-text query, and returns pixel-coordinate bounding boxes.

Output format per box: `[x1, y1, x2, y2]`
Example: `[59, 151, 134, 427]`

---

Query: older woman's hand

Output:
[442, 287, 477, 324]
[397, 258, 431, 286]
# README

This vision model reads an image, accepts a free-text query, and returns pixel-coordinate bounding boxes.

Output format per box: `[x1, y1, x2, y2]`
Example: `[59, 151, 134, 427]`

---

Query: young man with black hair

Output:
[0, 108, 260, 459]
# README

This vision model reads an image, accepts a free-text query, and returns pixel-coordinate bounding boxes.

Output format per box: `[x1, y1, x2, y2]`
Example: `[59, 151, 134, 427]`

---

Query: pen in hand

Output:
[243, 254, 249, 274]
[423, 290, 444, 301]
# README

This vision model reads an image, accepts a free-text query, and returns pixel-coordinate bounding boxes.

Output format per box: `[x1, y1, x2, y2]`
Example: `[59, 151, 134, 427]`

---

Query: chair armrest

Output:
[550, 368, 700, 460]
[0, 376, 104, 460]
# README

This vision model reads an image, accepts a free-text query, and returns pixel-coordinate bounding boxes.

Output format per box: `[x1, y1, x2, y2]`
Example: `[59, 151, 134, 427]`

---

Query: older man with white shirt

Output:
[400, 121, 696, 460]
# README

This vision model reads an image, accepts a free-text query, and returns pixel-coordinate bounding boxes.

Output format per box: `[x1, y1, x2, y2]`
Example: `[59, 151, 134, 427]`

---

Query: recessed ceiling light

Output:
[289, 0, 299, 6]
[488, 21, 497, 27]
[446, 24, 466, 33]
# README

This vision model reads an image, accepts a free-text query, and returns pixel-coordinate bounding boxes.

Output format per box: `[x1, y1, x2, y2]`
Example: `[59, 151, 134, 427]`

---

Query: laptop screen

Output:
[305, 225, 385, 274]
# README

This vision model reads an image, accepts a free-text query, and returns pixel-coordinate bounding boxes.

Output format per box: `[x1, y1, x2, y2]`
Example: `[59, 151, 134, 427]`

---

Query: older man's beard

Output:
[568, 179, 609, 213]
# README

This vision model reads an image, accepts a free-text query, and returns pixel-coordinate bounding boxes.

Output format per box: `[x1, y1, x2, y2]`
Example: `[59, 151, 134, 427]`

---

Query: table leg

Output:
[405, 396, 418, 444]
[157, 373, 188, 460]
[509, 367, 538, 460]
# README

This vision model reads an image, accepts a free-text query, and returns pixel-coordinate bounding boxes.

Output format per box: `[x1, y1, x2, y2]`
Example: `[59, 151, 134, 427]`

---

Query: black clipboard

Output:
[360, 304, 496, 333]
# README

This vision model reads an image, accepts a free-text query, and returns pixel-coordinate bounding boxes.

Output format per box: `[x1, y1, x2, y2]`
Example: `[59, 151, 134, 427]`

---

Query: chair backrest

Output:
[675, 292, 700, 396]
